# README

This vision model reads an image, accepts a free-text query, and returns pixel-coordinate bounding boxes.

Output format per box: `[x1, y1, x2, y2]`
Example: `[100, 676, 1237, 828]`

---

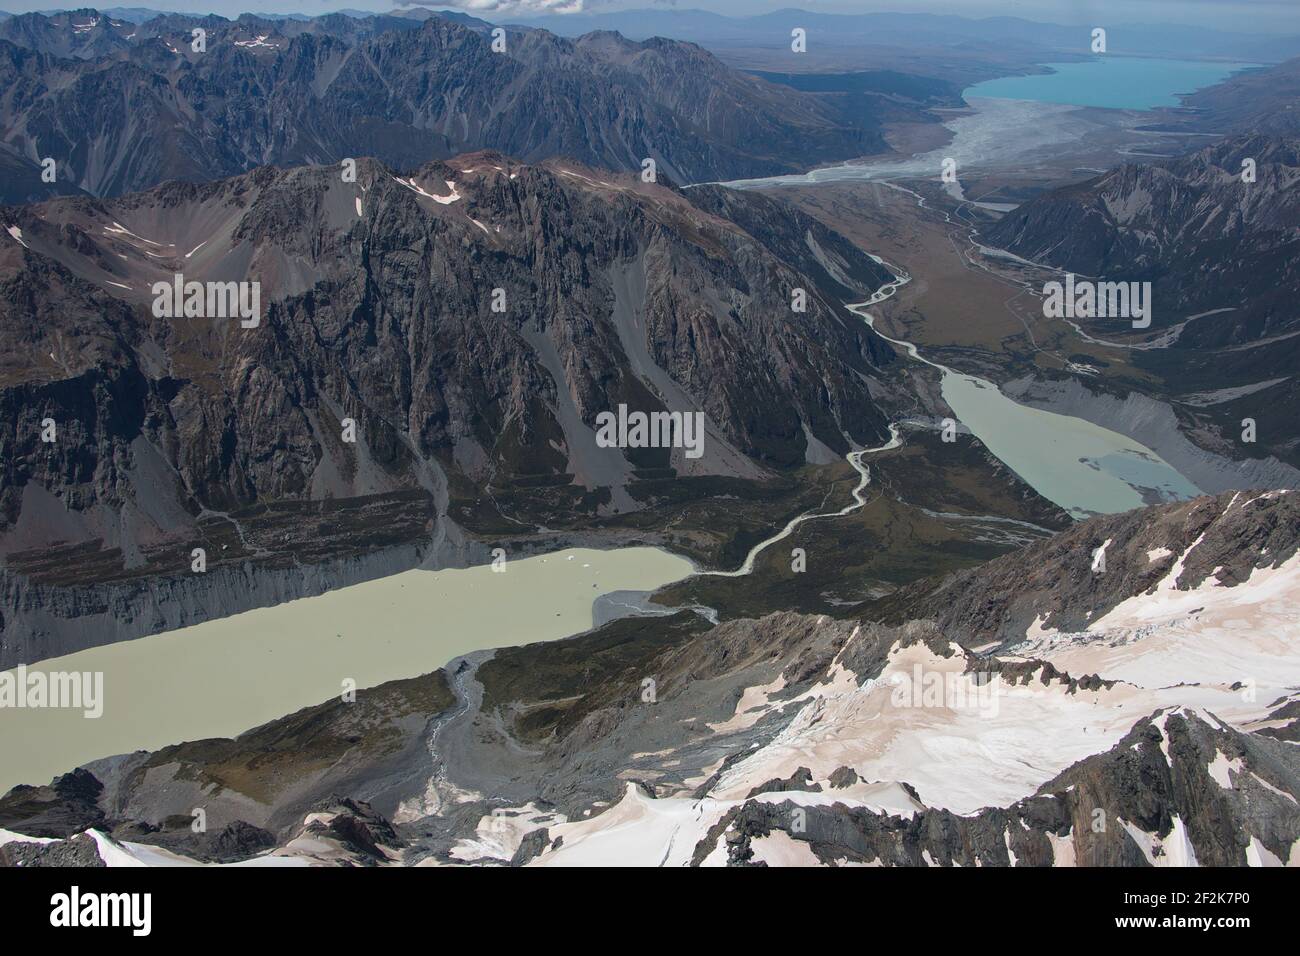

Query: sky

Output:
[5, 0, 1300, 34]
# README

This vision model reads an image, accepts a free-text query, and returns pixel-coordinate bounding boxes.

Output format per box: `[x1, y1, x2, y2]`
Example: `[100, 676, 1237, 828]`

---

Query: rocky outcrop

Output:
[0, 767, 106, 838]
[0, 830, 106, 866]
[107, 818, 276, 864]
[288, 798, 404, 865]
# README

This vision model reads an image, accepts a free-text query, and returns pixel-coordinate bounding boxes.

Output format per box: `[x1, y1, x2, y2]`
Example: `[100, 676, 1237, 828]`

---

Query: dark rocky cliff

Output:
[0, 153, 897, 663]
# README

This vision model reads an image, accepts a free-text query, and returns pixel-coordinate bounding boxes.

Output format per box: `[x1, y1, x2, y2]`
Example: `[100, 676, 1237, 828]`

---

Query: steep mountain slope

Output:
[983, 134, 1300, 468]
[985, 135, 1300, 342]
[0, 152, 896, 664]
[4, 490, 1297, 866]
[0, 12, 893, 197]
[0, 140, 87, 204]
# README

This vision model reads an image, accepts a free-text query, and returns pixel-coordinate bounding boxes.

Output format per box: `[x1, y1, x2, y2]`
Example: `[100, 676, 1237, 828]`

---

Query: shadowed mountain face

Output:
[983, 134, 1300, 468]
[0, 152, 896, 662]
[985, 136, 1300, 342]
[0, 12, 897, 198]
[0, 141, 88, 205]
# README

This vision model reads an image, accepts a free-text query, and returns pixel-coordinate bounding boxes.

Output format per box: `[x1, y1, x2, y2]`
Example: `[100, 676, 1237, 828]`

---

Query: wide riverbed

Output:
[722, 57, 1253, 191]
[0, 547, 693, 794]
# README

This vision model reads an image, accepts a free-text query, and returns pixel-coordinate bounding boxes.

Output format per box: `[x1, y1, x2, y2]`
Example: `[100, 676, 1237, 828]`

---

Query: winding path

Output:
[699, 263, 915, 578]
[698, 424, 904, 579]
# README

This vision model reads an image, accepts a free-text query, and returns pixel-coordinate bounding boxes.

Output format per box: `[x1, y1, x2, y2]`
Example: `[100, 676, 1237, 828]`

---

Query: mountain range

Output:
[0, 9, 938, 200]
[507, 8, 1300, 58]
[1, 3, 1298, 875]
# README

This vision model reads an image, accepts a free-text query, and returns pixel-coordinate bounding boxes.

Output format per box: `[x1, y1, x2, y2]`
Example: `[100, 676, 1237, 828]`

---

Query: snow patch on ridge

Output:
[1207, 750, 1242, 789]
[393, 176, 460, 204]
[706, 640, 1150, 815]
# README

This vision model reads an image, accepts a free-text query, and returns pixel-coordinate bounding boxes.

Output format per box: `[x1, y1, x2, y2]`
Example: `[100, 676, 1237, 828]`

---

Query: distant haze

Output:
[4, 1, 1300, 34]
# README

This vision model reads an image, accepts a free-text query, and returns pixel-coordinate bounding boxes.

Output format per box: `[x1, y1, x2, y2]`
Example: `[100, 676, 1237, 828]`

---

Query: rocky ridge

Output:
[0, 11, 899, 198]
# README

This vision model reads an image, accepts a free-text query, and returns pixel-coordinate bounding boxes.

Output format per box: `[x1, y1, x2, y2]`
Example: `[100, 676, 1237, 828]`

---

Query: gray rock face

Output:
[510, 827, 551, 867]
[0, 153, 896, 663]
[292, 797, 404, 864]
[0, 830, 105, 866]
[108, 818, 276, 864]
[0, 13, 891, 198]
[0, 767, 106, 838]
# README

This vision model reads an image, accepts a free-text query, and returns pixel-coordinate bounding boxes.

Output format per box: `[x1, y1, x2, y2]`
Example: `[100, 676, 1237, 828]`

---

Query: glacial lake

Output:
[941, 372, 1201, 515]
[964, 57, 1258, 110]
[850, 305, 1202, 519]
[0, 547, 694, 794]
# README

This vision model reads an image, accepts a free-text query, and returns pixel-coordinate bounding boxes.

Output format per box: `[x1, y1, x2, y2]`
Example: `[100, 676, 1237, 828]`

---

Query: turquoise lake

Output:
[965, 57, 1258, 110]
